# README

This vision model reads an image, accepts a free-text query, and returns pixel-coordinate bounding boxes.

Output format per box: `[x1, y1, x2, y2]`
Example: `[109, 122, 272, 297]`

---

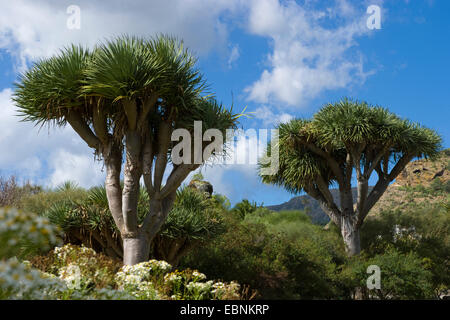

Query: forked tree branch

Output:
[153, 121, 171, 193]
[304, 143, 345, 187]
[66, 111, 101, 150]
[92, 99, 109, 145]
[305, 182, 341, 226]
[137, 94, 158, 130]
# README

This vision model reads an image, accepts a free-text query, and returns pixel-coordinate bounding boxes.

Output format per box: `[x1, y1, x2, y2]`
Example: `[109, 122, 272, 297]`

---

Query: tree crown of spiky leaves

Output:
[260, 99, 442, 194]
[13, 35, 239, 156]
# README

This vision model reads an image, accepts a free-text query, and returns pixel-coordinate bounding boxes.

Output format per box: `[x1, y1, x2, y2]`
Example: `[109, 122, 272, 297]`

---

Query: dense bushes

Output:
[17, 182, 226, 264]
[181, 200, 449, 299]
[343, 248, 434, 299]
[360, 202, 450, 298]
[0, 206, 243, 300]
[1, 176, 448, 300]
[181, 209, 351, 299]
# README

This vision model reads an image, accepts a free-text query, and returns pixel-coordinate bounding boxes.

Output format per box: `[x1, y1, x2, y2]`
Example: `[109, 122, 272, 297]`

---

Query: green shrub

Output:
[361, 203, 450, 297]
[343, 248, 434, 299]
[181, 212, 349, 299]
[22, 183, 227, 264]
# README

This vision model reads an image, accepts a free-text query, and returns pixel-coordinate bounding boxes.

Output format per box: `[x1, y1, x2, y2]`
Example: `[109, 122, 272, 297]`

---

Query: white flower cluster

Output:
[163, 269, 241, 300]
[164, 272, 182, 284]
[116, 260, 172, 284]
[53, 245, 97, 266]
[147, 259, 172, 273]
[186, 280, 214, 292]
[0, 208, 62, 258]
[192, 271, 207, 281]
[58, 264, 82, 290]
[211, 281, 241, 299]
[0, 258, 67, 300]
[115, 261, 169, 300]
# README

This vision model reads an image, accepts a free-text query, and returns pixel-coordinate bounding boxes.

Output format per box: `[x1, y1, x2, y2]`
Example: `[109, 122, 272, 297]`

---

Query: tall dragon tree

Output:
[13, 35, 239, 265]
[260, 99, 441, 256]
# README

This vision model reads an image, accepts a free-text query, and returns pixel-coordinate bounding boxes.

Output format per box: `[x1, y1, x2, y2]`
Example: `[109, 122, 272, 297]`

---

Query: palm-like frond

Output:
[13, 45, 91, 127]
[260, 98, 442, 194]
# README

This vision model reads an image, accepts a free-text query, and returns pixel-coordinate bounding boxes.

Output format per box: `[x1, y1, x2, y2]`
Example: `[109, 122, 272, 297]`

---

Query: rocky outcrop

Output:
[188, 180, 213, 197]
[392, 151, 449, 187]
[370, 149, 450, 216]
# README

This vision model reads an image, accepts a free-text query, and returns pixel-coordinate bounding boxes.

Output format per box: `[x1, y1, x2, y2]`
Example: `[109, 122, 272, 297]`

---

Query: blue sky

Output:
[0, 0, 448, 206]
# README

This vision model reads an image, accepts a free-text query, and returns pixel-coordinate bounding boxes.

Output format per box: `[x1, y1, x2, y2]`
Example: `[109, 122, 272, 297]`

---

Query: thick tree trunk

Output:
[341, 215, 361, 256]
[123, 233, 150, 265]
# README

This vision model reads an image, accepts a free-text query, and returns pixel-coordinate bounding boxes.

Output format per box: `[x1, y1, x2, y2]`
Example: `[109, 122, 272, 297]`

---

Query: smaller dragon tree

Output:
[260, 99, 441, 256]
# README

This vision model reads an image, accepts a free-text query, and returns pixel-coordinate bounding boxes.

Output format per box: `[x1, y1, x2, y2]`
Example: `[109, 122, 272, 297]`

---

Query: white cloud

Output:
[0, 0, 243, 68]
[253, 105, 293, 127]
[0, 88, 103, 187]
[227, 44, 240, 68]
[244, 0, 373, 108]
[48, 150, 104, 188]
[0, 0, 379, 197]
[0, 0, 245, 188]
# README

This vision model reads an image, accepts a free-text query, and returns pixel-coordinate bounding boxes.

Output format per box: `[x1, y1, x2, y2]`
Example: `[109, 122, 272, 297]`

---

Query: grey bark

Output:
[104, 142, 125, 234]
[123, 232, 150, 265]
[122, 130, 142, 236]
[340, 214, 361, 256]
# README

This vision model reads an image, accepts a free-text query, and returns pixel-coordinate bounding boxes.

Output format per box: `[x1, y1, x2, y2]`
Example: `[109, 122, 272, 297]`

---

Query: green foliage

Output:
[18, 182, 88, 216]
[260, 98, 442, 194]
[343, 248, 434, 299]
[160, 187, 226, 241]
[18, 183, 226, 264]
[13, 45, 90, 126]
[231, 199, 259, 219]
[181, 210, 349, 299]
[430, 178, 450, 194]
[13, 35, 240, 158]
[361, 203, 450, 296]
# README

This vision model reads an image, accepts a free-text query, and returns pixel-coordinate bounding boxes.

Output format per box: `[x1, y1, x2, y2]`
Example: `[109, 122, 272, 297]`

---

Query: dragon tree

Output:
[13, 35, 239, 265]
[260, 99, 441, 256]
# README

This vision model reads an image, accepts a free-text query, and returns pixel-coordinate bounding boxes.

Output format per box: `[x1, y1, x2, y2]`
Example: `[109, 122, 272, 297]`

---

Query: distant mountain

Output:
[266, 188, 362, 225]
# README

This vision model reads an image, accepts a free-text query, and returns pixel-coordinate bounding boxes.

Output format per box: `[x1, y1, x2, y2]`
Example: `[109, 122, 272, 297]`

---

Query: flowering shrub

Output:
[163, 268, 241, 300]
[115, 260, 242, 300]
[115, 260, 172, 299]
[0, 258, 67, 299]
[0, 207, 241, 300]
[0, 208, 62, 259]
[51, 244, 120, 290]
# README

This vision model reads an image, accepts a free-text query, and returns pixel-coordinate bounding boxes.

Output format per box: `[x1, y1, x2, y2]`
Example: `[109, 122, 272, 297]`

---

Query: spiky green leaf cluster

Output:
[260, 99, 442, 194]
[13, 35, 238, 151]
[13, 45, 91, 127]
[42, 184, 224, 243]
